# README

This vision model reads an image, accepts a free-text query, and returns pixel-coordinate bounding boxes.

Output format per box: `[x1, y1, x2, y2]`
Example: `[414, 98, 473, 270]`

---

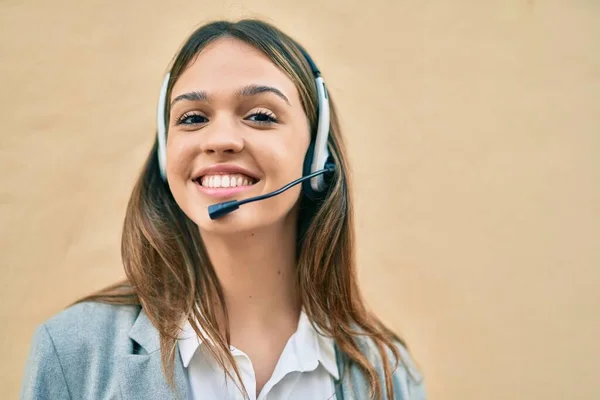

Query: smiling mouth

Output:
[194, 173, 259, 188]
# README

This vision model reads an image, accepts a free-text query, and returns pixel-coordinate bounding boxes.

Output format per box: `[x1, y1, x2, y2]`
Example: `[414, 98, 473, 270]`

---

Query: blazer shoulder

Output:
[42, 301, 141, 352]
[44, 301, 139, 333]
[391, 339, 426, 399]
[21, 302, 141, 400]
[355, 335, 427, 399]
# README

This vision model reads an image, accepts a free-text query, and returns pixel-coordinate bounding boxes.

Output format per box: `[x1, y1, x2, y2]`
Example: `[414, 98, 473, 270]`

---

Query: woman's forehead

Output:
[170, 37, 300, 103]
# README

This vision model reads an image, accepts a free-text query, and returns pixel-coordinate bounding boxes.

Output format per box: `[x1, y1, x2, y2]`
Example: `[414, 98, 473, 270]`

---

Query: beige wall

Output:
[1, 1, 599, 399]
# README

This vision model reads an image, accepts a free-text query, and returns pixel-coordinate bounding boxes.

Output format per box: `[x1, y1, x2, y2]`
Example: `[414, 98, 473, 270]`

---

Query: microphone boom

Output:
[208, 165, 334, 220]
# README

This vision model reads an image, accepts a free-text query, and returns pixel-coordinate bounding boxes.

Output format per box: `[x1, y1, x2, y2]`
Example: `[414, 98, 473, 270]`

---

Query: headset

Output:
[155, 44, 335, 219]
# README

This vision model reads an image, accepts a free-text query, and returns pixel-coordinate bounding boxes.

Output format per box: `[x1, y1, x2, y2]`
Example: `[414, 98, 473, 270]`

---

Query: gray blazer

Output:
[21, 302, 425, 399]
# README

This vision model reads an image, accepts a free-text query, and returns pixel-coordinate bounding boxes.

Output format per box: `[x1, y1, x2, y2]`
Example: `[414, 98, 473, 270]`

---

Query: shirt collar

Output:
[296, 310, 340, 380]
[177, 309, 339, 380]
[177, 316, 207, 369]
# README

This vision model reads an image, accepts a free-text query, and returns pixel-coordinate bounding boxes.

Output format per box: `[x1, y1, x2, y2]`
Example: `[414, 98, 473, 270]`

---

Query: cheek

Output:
[266, 122, 311, 173]
[166, 134, 195, 177]
[255, 130, 311, 215]
[165, 134, 199, 219]
[259, 140, 308, 189]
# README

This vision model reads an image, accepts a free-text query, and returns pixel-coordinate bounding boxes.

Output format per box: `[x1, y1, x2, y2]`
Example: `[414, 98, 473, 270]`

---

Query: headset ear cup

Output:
[323, 155, 336, 186]
[302, 141, 319, 201]
[302, 141, 334, 202]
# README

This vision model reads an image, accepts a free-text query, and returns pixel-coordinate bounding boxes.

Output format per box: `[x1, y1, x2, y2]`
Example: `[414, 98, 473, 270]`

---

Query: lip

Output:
[194, 183, 258, 200]
[192, 164, 261, 182]
[191, 163, 261, 200]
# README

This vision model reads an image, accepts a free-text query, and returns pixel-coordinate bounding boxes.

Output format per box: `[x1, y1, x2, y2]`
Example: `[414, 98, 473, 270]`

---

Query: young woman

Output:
[21, 19, 425, 400]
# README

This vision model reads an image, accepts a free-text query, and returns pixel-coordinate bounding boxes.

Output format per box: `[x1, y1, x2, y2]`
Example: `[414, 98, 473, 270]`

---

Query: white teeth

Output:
[199, 174, 256, 188]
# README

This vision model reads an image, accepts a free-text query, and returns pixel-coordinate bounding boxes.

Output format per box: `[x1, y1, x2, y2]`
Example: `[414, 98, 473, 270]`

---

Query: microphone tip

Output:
[208, 200, 240, 220]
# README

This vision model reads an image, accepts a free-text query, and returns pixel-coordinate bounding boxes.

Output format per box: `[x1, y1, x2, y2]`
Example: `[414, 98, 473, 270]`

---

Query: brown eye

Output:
[177, 112, 207, 125]
[246, 110, 278, 124]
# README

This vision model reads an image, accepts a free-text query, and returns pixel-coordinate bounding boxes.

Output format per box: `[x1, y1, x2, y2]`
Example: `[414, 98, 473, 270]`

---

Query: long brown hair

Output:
[75, 19, 417, 400]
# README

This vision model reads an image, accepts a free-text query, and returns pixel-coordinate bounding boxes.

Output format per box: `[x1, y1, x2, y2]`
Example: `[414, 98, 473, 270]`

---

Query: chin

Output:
[199, 213, 268, 235]
[195, 200, 300, 237]
[190, 200, 262, 229]
[172, 179, 303, 236]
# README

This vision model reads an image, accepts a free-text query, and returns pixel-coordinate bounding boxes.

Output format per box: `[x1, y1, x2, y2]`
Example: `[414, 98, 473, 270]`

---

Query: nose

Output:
[199, 117, 244, 155]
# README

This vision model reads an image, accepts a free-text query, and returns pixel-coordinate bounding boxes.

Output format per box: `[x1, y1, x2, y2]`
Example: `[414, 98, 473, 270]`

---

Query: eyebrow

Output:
[170, 84, 291, 107]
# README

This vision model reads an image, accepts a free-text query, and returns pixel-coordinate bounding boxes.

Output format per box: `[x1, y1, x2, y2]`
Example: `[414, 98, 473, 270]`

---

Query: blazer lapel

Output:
[117, 307, 188, 400]
[335, 343, 356, 400]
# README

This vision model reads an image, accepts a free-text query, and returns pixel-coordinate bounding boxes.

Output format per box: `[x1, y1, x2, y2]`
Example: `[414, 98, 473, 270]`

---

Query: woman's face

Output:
[166, 37, 311, 235]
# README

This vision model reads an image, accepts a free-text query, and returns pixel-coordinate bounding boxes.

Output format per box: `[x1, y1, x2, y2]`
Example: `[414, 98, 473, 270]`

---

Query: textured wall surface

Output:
[1, 1, 599, 399]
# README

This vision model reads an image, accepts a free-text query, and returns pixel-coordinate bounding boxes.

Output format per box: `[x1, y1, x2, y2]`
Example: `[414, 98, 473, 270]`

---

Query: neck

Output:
[200, 219, 301, 335]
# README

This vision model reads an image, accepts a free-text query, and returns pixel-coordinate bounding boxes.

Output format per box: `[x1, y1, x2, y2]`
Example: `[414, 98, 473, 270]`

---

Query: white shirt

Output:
[177, 311, 339, 400]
